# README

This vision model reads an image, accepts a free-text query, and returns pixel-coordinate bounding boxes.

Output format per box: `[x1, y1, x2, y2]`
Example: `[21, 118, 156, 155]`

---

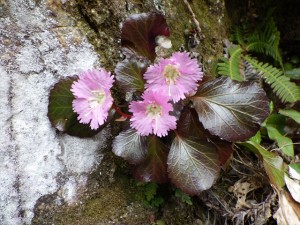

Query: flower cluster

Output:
[71, 52, 202, 136]
[129, 52, 202, 136]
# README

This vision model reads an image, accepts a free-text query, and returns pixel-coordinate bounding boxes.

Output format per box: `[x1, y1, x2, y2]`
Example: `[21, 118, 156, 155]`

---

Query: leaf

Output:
[217, 46, 245, 81]
[249, 131, 262, 144]
[279, 109, 300, 124]
[191, 76, 270, 142]
[285, 68, 300, 80]
[241, 141, 285, 189]
[114, 58, 149, 92]
[112, 129, 147, 164]
[121, 12, 170, 61]
[263, 114, 286, 134]
[265, 125, 294, 157]
[245, 56, 300, 103]
[289, 164, 300, 181]
[48, 77, 105, 137]
[274, 190, 300, 225]
[167, 135, 220, 195]
[285, 174, 300, 203]
[177, 107, 233, 167]
[133, 136, 169, 184]
[246, 18, 282, 65]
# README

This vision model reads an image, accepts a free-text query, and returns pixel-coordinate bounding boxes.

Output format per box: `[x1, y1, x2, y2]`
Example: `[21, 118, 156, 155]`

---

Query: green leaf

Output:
[264, 114, 286, 134]
[121, 12, 169, 61]
[174, 188, 193, 205]
[144, 182, 158, 201]
[245, 56, 300, 103]
[279, 109, 300, 124]
[241, 141, 285, 189]
[191, 76, 270, 142]
[133, 136, 169, 184]
[246, 18, 282, 65]
[48, 77, 106, 137]
[115, 59, 148, 92]
[285, 68, 300, 80]
[249, 131, 261, 144]
[265, 125, 294, 157]
[217, 46, 244, 81]
[112, 129, 147, 164]
[167, 135, 220, 195]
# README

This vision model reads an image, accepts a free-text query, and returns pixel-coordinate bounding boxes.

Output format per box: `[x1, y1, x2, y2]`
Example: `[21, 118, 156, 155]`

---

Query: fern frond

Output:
[246, 18, 282, 65]
[217, 46, 244, 81]
[231, 27, 245, 46]
[245, 56, 300, 103]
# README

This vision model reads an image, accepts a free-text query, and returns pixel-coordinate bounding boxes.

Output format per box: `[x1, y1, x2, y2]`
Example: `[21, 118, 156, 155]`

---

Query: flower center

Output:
[163, 64, 180, 85]
[89, 89, 106, 109]
[146, 103, 162, 117]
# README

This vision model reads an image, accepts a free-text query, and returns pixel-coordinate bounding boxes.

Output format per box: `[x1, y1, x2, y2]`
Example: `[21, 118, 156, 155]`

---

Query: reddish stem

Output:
[112, 103, 131, 119]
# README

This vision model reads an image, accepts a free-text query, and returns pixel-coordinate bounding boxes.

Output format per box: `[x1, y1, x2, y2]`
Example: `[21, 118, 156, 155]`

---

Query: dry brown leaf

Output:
[274, 190, 300, 225]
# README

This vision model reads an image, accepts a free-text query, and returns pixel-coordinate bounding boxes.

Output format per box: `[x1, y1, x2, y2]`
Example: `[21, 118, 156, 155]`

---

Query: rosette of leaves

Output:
[113, 13, 270, 195]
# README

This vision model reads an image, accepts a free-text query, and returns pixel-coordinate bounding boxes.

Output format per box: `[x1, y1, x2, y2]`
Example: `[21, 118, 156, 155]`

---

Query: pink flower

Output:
[71, 69, 114, 130]
[144, 52, 203, 102]
[129, 91, 176, 137]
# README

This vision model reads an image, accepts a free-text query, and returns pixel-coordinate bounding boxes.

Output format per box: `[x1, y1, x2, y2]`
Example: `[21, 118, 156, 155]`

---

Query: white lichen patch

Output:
[0, 0, 109, 224]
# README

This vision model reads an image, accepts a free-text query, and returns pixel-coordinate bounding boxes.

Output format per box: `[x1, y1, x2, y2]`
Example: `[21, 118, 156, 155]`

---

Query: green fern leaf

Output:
[217, 46, 245, 81]
[245, 56, 300, 103]
[246, 18, 282, 65]
[231, 27, 245, 46]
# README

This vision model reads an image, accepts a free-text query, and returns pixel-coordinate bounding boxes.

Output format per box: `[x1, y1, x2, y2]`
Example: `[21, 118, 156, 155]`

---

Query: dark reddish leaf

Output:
[167, 135, 220, 195]
[166, 107, 232, 195]
[112, 129, 147, 165]
[177, 107, 233, 167]
[115, 58, 149, 92]
[48, 77, 107, 137]
[121, 12, 170, 61]
[191, 76, 270, 142]
[133, 136, 169, 184]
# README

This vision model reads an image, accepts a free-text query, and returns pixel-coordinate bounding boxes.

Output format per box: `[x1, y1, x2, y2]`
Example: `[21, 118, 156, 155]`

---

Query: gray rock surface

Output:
[0, 0, 110, 224]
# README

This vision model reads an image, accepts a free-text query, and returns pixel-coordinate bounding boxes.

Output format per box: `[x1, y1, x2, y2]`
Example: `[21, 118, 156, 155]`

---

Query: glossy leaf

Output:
[167, 135, 220, 195]
[241, 141, 285, 189]
[112, 129, 147, 165]
[121, 12, 170, 61]
[177, 107, 233, 167]
[48, 77, 105, 137]
[115, 58, 148, 92]
[133, 136, 169, 184]
[191, 76, 270, 142]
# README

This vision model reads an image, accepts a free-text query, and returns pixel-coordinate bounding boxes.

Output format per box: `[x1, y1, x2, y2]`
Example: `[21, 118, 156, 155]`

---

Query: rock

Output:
[0, 0, 228, 224]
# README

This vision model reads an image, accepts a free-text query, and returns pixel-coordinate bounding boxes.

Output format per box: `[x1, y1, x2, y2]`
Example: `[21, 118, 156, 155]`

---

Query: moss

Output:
[165, 0, 229, 76]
